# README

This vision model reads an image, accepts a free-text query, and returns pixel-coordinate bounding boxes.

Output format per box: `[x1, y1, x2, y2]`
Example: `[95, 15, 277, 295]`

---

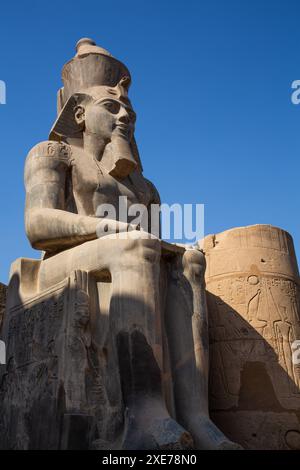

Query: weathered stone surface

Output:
[0, 38, 237, 450]
[0, 271, 103, 449]
[204, 224, 300, 449]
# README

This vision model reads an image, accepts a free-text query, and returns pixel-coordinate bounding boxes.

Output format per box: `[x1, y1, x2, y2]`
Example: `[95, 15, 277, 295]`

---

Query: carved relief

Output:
[204, 225, 300, 449]
[207, 275, 300, 407]
[3, 35, 299, 452]
[0, 273, 102, 449]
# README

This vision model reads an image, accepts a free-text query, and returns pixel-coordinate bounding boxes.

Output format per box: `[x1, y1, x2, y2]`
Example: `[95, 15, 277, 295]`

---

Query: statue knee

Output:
[130, 237, 161, 266]
[117, 234, 161, 269]
[182, 249, 206, 281]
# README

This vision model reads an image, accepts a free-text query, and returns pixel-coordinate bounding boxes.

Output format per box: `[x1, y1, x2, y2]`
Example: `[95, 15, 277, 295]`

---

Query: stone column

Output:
[203, 224, 300, 450]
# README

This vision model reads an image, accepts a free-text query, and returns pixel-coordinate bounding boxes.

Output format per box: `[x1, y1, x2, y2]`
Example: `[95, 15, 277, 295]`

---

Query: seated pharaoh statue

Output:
[0, 38, 241, 450]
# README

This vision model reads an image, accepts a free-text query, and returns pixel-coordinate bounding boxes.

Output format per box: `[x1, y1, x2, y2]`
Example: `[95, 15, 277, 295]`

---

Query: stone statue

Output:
[0, 38, 239, 450]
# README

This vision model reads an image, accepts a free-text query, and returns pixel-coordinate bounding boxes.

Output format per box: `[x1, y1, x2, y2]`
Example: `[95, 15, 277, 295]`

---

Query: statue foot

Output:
[186, 413, 243, 450]
[121, 406, 194, 450]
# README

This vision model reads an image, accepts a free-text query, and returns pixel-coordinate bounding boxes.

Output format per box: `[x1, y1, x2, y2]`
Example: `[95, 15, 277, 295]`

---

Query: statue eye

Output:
[103, 101, 120, 114]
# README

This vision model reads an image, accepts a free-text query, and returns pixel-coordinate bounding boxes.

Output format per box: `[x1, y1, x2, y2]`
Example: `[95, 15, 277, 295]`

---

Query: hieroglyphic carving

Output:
[7, 288, 64, 366]
[207, 274, 300, 409]
[0, 280, 67, 449]
[1, 37, 242, 451]
[204, 225, 300, 449]
[63, 270, 92, 411]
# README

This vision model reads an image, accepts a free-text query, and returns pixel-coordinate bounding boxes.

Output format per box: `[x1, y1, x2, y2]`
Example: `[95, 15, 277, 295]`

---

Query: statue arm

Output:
[25, 142, 135, 252]
[145, 178, 161, 238]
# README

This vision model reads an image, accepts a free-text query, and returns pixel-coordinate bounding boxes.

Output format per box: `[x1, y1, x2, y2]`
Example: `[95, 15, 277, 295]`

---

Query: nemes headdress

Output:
[49, 38, 142, 171]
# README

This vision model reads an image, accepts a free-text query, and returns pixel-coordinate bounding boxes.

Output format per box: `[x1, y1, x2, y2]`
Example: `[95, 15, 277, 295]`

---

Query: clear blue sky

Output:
[0, 0, 299, 283]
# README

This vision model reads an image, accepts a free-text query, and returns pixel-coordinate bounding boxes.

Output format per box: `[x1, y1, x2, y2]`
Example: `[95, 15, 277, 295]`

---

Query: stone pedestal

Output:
[0, 38, 244, 451]
[0, 270, 95, 449]
[204, 224, 300, 450]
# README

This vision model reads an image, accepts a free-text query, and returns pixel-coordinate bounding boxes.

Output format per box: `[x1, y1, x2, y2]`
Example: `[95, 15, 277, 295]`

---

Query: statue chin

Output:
[102, 136, 137, 179]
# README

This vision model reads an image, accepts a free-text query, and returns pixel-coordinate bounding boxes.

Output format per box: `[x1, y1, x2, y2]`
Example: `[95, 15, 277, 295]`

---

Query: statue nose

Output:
[118, 107, 130, 124]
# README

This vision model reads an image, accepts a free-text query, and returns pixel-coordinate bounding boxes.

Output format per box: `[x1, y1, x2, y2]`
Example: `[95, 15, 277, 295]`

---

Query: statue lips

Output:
[114, 123, 134, 141]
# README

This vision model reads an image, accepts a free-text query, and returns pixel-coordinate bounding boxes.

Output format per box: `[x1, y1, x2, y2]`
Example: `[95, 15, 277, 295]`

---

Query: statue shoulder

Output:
[144, 177, 161, 205]
[26, 140, 71, 166]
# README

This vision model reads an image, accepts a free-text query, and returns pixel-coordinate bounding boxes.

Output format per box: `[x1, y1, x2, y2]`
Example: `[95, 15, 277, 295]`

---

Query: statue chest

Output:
[70, 156, 151, 216]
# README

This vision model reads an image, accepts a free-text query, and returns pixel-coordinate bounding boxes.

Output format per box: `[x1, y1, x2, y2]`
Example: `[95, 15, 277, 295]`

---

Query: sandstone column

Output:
[203, 224, 300, 449]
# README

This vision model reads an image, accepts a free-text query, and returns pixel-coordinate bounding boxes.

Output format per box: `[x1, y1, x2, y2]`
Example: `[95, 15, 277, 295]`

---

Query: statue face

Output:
[75, 97, 136, 142]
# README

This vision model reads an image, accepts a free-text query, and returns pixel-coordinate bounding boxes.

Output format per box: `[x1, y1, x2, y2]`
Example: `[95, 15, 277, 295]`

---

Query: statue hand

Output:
[95, 218, 140, 238]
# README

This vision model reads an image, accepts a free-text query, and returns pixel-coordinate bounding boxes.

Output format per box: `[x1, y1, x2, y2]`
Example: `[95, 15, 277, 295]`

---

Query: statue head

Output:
[73, 79, 136, 144]
[50, 77, 136, 142]
[49, 38, 142, 175]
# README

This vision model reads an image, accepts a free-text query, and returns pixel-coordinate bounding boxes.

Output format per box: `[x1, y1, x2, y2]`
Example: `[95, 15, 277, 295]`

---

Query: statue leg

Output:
[108, 235, 192, 449]
[165, 248, 242, 449]
[38, 232, 193, 449]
